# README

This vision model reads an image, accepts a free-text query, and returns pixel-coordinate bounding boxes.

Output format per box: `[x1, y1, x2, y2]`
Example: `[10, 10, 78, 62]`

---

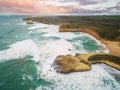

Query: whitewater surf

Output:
[0, 16, 119, 90]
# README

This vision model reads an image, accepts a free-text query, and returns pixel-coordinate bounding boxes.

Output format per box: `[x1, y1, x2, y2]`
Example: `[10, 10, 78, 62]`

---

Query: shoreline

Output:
[59, 27, 120, 56]
[79, 29, 120, 57]
[23, 16, 120, 57]
[23, 16, 120, 71]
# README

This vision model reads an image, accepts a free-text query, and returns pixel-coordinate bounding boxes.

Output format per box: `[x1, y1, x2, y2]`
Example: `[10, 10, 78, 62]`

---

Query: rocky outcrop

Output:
[53, 55, 91, 73]
[53, 53, 120, 73]
[26, 21, 33, 24]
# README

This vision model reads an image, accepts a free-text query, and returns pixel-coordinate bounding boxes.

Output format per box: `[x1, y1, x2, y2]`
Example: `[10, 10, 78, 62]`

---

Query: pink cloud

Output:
[0, 0, 68, 14]
[79, 0, 98, 5]
[58, 0, 98, 5]
[117, 2, 120, 10]
[0, 0, 119, 15]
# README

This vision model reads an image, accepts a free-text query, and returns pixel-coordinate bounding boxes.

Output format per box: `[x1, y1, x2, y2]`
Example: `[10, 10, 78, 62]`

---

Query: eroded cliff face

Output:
[59, 27, 101, 39]
[53, 53, 120, 73]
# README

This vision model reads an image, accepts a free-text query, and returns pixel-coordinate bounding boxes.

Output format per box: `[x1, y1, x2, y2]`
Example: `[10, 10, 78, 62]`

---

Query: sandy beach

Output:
[102, 40, 120, 56]
[75, 28, 120, 57]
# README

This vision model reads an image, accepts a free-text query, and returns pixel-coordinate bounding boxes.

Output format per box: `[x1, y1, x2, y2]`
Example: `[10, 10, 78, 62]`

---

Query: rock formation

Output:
[26, 21, 33, 24]
[53, 55, 91, 73]
[53, 53, 120, 73]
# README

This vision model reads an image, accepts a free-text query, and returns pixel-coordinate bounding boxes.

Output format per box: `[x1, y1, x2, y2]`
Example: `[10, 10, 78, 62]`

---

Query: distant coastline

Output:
[23, 16, 120, 71]
[23, 16, 120, 56]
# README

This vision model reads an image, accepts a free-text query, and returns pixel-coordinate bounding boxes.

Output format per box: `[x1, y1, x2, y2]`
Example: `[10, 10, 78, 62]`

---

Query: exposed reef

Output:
[53, 53, 120, 73]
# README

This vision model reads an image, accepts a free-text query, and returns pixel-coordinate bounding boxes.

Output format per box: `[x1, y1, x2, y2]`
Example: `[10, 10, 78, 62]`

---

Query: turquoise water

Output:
[0, 16, 53, 90]
[67, 36, 98, 52]
[0, 16, 120, 90]
[0, 56, 38, 90]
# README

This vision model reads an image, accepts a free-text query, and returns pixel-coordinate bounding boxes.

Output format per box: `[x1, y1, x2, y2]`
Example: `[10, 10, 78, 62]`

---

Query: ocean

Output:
[0, 15, 119, 90]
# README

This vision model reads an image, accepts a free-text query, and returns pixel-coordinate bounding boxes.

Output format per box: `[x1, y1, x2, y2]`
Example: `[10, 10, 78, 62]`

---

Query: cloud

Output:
[0, 0, 119, 15]
[78, 0, 98, 5]
[0, 0, 67, 14]
[67, 6, 108, 15]
[104, 2, 120, 15]
[117, 2, 120, 10]
[60, 0, 105, 5]
[54, 0, 99, 5]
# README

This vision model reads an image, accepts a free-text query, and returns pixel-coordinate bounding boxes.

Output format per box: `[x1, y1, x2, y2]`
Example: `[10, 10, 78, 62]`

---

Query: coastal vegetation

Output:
[23, 16, 120, 41]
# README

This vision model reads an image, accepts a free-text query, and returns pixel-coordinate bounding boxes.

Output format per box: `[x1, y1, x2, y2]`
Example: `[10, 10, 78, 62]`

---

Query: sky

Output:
[0, 0, 120, 15]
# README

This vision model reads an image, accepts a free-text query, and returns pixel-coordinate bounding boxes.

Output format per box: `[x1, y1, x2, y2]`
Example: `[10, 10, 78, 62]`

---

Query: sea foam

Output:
[0, 39, 40, 62]
[32, 23, 119, 90]
[39, 39, 73, 60]
[28, 23, 57, 30]
[37, 58, 120, 90]
[37, 53, 120, 90]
